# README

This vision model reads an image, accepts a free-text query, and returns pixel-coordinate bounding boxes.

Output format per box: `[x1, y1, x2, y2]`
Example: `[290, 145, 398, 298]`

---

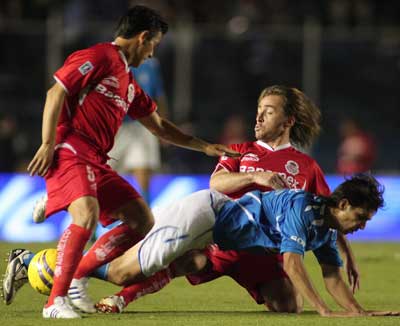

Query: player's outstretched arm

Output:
[283, 252, 332, 316]
[28, 83, 66, 177]
[320, 264, 364, 313]
[320, 264, 400, 317]
[336, 233, 360, 293]
[138, 112, 240, 158]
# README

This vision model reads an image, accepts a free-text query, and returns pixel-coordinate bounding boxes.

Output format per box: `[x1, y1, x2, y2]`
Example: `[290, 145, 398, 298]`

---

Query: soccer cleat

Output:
[95, 295, 126, 313]
[1, 249, 31, 305]
[68, 277, 96, 313]
[42, 296, 81, 319]
[32, 194, 47, 224]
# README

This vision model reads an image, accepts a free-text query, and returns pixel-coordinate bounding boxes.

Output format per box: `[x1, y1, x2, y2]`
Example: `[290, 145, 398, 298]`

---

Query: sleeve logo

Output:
[78, 61, 94, 75]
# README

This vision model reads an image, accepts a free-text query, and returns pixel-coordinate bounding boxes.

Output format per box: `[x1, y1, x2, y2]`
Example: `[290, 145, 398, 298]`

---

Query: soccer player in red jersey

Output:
[26, 6, 238, 319]
[94, 85, 360, 314]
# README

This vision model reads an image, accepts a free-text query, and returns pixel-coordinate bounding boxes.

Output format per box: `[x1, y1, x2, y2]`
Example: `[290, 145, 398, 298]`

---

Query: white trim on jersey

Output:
[53, 75, 70, 94]
[112, 42, 130, 72]
[244, 192, 262, 204]
[54, 142, 77, 155]
[256, 140, 292, 152]
[211, 162, 230, 175]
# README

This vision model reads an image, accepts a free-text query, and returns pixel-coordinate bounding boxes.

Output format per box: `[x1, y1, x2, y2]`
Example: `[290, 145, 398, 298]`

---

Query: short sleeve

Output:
[127, 81, 157, 119]
[54, 47, 110, 96]
[313, 231, 343, 267]
[308, 160, 331, 196]
[212, 144, 242, 174]
[280, 199, 310, 256]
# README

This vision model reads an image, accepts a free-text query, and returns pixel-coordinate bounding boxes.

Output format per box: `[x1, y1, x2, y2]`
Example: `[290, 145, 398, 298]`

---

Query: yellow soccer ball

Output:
[27, 248, 57, 296]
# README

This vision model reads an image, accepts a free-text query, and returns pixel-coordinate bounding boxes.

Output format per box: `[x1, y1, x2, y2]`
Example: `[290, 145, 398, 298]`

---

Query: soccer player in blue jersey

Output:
[91, 174, 397, 317]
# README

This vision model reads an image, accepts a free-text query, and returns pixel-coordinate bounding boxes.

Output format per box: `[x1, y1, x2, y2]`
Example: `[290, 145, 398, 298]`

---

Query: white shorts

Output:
[108, 122, 160, 171]
[138, 189, 229, 277]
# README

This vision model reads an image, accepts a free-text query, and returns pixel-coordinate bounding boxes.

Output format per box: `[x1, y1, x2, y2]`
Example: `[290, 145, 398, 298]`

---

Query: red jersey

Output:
[214, 140, 330, 197]
[54, 42, 156, 155]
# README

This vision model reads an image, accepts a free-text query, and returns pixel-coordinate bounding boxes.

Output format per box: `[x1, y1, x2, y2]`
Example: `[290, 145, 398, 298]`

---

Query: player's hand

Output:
[204, 144, 240, 158]
[345, 255, 360, 294]
[27, 143, 55, 177]
[253, 171, 288, 189]
[366, 310, 400, 316]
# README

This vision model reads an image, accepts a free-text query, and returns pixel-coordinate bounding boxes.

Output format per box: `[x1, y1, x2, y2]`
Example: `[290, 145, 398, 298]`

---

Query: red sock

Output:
[117, 268, 173, 305]
[47, 224, 91, 306]
[73, 223, 143, 279]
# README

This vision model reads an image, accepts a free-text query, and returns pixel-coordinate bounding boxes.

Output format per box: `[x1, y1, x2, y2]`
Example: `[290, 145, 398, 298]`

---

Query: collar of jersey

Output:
[256, 140, 292, 151]
[111, 42, 130, 72]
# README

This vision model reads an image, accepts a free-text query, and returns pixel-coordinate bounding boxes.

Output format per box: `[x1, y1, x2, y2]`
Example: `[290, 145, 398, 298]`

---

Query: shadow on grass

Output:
[118, 310, 318, 316]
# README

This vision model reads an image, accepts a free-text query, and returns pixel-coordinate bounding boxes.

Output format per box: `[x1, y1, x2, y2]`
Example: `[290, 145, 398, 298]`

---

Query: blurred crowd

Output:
[0, 0, 399, 174]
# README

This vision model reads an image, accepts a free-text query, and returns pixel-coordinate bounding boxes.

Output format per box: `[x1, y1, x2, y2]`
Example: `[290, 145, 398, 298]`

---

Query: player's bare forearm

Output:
[139, 113, 239, 157]
[210, 169, 288, 194]
[210, 169, 256, 194]
[41, 83, 66, 145]
[321, 264, 364, 313]
[27, 83, 65, 176]
[283, 252, 331, 316]
[336, 232, 360, 293]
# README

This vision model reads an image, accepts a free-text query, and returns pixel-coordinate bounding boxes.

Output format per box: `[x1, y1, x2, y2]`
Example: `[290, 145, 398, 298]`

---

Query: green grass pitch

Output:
[0, 242, 399, 325]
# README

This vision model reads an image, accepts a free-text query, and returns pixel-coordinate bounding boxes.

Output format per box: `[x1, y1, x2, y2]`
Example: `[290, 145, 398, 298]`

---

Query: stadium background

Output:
[0, 0, 399, 242]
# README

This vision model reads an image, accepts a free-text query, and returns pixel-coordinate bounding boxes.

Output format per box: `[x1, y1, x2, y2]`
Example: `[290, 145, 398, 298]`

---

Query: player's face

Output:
[131, 31, 163, 67]
[255, 95, 291, 142]
[334, 199, 375, 234]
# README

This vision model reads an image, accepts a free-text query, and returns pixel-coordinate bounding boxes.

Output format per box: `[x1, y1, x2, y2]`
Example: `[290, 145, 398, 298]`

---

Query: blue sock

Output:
[23, 252, 34, 267]
[90, 263, 110, 281]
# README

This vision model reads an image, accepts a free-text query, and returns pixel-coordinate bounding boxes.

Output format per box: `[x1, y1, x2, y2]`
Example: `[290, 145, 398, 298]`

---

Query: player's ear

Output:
[337, 198, 349, 210]
[285, 116, 295, 128]
[138, 30, 151, 44]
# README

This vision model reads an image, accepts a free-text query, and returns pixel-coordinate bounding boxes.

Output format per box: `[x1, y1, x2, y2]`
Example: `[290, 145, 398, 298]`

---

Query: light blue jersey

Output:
[131, 58, 164, 100]
[214, 189, 343, 266]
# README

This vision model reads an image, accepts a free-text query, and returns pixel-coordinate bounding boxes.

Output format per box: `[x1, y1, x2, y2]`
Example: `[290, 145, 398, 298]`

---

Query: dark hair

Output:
[328, 174, 385, 212]
[258, 85, 321, 149]
[115, 5, 168, 39]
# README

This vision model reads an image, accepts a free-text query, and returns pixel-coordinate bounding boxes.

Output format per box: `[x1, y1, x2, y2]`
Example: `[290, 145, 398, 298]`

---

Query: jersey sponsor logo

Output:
[285, 160, 299, 175]
[242, 153, 259, 162]
[95, 83, 130, 113]
[239, 165, 305, 190]
[78, 61, 94, 75]
[290, 235, 306, 247]
[102, 76, 120, 89]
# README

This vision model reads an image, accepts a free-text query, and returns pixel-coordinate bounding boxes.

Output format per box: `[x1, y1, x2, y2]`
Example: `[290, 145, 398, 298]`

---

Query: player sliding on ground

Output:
[5, 175, 399, 317]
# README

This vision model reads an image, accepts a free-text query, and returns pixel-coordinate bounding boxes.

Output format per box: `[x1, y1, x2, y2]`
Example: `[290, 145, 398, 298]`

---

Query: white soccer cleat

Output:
[68, 277, 96, 313]
[33, 194, 47, 223]
[42, 296, 81, 319]
[1, 249, 31, 305]
[95, 295, 126, 313]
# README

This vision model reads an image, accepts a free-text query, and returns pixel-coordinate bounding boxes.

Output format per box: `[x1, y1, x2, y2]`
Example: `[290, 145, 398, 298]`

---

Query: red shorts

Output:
[45, 135, 141, 226]
[186, 245, 287, 304]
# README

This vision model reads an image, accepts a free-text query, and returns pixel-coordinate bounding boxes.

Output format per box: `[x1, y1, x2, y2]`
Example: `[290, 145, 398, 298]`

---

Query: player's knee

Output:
[266, 299, 302, 313]
[173, 251, 208, 276]
[113, 199, 154, 235]
[69, 197, 99, 230]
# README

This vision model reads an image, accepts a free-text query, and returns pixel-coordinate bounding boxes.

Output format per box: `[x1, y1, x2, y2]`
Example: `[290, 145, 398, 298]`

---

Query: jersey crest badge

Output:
[128, 84, 135, 103]
[285, 160, 299, 175]
[78, 61, 94, 75]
